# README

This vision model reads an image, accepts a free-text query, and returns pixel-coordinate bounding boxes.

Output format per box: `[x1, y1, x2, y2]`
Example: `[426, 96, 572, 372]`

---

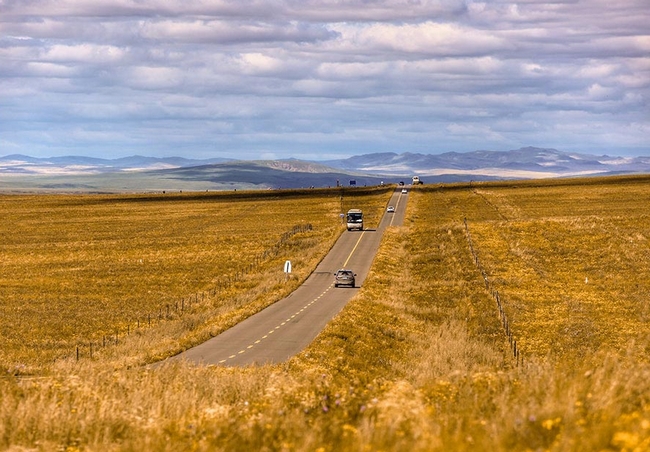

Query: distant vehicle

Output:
[334, 269, 356, 288]
[398, 181, 405, 186]
[402, 188, 408, 194]
[346, 209, 363, 231]
[387, 206, 395, 213]
[412, 175, 423, 185]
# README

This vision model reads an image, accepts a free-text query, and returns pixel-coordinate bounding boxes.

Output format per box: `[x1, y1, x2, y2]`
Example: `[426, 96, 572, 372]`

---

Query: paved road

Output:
[165, 187, 408, 367]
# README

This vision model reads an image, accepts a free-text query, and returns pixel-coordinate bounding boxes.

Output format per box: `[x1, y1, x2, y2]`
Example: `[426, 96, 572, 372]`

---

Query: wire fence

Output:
[463, 217, 523, 367]
[73, 223, 313, 361]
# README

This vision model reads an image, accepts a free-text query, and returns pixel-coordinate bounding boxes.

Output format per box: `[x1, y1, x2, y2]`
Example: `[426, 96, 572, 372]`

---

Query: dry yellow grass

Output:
[463, 177, 650, 360]
[1, 177, 649, 451]
[0, 187, 391, 372]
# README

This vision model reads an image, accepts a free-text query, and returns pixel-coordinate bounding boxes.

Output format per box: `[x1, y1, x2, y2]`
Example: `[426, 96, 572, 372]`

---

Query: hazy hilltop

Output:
[1, 147, 649, 192]
[0, 154, 230, 174]
[322, 147, 650, 179]
[151, 160, 387, 189]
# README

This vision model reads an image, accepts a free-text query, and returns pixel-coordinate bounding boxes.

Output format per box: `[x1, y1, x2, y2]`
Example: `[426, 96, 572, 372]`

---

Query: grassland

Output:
[0, 187, 390, 372]
[1, 176, 649, 451]
[463, 177, 650, 360]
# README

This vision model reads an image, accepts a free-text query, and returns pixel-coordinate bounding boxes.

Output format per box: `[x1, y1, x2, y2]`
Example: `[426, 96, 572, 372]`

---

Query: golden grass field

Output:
[0, 187, 389, 371]
[1, 176, 649, 451]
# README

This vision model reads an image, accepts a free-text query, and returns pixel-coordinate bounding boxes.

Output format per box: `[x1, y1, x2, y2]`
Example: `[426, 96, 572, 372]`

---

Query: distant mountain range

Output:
[323, 147, 650, 180]
[148, 160, 386, 189]
[0, 154, 229, 174]
[1, 147, 648, 192]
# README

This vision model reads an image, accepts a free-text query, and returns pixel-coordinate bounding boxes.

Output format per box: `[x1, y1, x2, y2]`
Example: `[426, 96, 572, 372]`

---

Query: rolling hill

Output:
[1, 147, 648, 192]
[322, 147, 650, 180]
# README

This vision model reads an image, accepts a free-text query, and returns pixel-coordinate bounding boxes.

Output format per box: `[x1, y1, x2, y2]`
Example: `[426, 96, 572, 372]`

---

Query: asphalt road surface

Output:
[165, 187, 408, 367]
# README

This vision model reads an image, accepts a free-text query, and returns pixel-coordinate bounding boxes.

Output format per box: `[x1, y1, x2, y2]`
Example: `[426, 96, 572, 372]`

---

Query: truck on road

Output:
[346, 209, 363, 231]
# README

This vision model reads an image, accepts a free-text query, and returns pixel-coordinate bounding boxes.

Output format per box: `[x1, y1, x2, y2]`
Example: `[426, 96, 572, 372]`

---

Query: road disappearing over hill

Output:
[166, 187, 408, 367]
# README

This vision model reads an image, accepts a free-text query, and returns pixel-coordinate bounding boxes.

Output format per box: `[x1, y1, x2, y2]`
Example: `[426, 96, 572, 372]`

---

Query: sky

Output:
[0, 0, 648, 161]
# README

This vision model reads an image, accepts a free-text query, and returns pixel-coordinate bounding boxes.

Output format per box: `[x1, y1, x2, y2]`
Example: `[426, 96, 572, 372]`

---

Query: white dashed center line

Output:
[218, 284, 334, 363]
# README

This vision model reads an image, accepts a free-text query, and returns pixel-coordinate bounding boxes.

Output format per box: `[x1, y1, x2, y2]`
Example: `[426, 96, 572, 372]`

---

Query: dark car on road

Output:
[334, 269, 356, 288]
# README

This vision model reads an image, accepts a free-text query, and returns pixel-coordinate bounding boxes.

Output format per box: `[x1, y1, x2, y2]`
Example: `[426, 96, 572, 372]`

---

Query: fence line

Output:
[73, 223, 313, 361]
[463, 217, 522, 367]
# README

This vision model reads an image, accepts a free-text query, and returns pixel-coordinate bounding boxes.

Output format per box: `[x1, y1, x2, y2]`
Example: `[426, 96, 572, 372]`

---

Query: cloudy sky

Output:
[1, 0, 648, 161]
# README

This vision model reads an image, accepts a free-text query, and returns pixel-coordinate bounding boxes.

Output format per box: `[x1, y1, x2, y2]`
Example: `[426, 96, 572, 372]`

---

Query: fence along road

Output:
[164, 187, 408, 367]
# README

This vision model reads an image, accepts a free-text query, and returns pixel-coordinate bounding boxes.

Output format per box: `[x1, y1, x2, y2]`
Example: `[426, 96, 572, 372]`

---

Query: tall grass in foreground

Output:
[1, 177, 649, 451]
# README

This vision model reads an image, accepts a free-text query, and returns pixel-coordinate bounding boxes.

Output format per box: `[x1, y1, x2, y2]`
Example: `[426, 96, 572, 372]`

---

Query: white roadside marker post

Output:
[284, 260, 292, 282]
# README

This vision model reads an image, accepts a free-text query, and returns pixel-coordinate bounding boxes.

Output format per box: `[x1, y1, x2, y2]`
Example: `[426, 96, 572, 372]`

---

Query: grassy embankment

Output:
[1, 176, 650, 451]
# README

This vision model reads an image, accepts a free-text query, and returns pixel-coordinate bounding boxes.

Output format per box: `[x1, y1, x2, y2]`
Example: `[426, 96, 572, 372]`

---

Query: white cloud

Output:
[0, 0, 648, 159]
[126, 66, 184, 90]
[25, 62, 78, 77]
[237, 53, 286, 75]
[316, 61, 391, 80]
[445, 122, 507, 143]
[139, 19, 333, 44]
[337, 21, 506, 56]
[43, 44, 126, 63]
